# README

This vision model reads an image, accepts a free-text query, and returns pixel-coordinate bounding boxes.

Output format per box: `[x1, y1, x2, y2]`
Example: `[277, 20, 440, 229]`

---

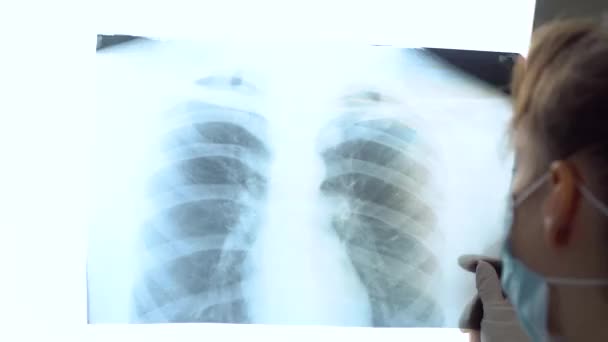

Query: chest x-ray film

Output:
[90, 38, 514, 327]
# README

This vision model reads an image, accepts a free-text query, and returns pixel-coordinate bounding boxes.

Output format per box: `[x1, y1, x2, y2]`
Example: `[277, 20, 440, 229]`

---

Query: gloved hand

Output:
[458, 255, 530, 342]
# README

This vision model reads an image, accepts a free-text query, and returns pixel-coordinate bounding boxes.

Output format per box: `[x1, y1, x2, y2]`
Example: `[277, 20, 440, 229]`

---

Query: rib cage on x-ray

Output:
[318, 93, 443, 327]
[131, 101, 270, 323]
[91, 43, 515, 326]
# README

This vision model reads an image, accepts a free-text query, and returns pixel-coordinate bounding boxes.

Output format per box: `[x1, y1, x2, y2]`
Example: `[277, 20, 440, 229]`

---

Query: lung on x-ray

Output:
[89, 38, 514, 327]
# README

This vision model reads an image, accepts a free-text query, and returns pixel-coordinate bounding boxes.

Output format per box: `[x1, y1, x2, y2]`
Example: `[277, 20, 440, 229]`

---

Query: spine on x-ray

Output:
[318, 93, 444, 327]
[131, 101, 270, 323]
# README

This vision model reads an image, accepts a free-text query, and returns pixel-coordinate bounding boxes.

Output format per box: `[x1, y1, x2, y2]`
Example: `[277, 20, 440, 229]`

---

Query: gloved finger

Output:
[476, 260, 505, 304]
[458, 294, 483, 331]
[460, 329, 480, 342]
[458, 254, 502, 274]
[467, 330, 481, 342]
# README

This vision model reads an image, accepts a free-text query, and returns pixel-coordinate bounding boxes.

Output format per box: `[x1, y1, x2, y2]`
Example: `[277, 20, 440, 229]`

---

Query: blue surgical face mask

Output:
[501, 173, 608, 342]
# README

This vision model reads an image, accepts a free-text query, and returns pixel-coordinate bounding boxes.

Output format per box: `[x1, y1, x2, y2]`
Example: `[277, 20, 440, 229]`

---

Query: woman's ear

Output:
[543, 161, 579, 247]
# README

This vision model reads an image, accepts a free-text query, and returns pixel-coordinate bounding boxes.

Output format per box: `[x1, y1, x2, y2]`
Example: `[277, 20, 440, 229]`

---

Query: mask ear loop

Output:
[578, 185, 608, 217]
[543, 185, 608, 286]
[514, 173, 551, 207]
[545, 275, 608, 287]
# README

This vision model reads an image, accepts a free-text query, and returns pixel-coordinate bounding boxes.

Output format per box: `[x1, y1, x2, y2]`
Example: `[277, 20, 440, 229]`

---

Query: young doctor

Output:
[461, 18, 608, 342]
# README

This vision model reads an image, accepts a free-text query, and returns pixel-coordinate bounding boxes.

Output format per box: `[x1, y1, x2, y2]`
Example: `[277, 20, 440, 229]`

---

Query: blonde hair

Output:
[510, 18, 608, 199]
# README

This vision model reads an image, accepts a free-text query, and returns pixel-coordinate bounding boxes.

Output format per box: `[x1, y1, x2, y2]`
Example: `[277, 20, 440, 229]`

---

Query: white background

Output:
[0, 0, 534, 340]
[95, 0, 536, 54]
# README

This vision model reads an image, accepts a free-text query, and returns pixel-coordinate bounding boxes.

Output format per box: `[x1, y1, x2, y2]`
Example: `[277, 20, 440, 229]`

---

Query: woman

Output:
[461, 18, 608, 342]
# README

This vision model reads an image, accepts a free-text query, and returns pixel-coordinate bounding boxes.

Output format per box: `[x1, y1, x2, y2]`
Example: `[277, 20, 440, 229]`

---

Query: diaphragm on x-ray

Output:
[89, 39, 514, 327]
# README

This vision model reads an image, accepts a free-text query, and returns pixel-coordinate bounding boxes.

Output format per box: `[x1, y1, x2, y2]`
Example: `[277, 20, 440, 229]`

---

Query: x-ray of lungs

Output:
[132, 101, 270, 323]
[89, 39, 514, 327]
[318, 115, 442, 326]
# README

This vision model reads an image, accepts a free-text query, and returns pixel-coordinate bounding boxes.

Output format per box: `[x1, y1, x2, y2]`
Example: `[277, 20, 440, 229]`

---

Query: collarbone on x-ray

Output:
[91, 42, 513, 327]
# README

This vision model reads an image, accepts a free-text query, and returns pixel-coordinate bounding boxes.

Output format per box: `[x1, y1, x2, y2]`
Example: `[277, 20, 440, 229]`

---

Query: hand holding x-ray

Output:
[458, 256, 529, 342]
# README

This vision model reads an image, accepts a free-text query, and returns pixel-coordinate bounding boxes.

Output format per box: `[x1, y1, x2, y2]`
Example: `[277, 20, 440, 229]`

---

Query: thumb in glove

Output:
[476, 261, 530, 342]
